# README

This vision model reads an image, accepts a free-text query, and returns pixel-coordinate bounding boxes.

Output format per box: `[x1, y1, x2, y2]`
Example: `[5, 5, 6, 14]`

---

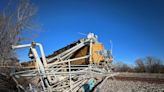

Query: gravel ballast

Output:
[100, 79, 164, 92]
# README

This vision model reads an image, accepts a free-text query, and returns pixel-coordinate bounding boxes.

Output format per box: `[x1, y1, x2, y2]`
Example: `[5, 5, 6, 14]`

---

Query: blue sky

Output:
[1, 0, 164, 65]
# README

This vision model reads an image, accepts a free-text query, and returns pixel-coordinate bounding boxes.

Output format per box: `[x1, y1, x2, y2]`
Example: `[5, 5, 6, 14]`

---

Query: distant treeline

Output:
[113, 56, 164, 73]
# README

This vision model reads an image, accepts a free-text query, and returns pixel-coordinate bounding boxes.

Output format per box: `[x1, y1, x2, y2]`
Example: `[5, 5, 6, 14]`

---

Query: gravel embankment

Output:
[100, 79, 164, 92]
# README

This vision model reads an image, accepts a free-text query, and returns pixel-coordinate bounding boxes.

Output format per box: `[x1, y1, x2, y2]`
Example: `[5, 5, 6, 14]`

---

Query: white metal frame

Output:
[11, 33, 117, 92]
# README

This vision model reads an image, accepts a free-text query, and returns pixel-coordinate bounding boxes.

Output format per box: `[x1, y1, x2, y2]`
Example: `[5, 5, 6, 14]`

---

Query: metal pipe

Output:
[89, 39, 93, 64]
[47, 55, 90, 67]
[47, 42, 85, 62]
[47, 39, 90, 62]
[12, 42, 47, 67]
[36, 43, 47, 67]
[61, 43, 85, 60]
[12, 44, 31, 49]
[68, 60, 72, 92]
[12, 42, 49, 90]
[89, 39, 93, 77]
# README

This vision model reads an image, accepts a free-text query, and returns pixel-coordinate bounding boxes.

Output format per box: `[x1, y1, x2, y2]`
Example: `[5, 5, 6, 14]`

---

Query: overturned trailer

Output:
[12, 33, 117, 92]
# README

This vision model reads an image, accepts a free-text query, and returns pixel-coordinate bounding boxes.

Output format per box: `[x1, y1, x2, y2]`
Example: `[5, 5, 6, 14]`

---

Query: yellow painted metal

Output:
[92, 43, 104, 63]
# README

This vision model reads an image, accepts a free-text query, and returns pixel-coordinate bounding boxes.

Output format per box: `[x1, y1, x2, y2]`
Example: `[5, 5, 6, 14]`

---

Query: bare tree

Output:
[0, 0, 37, 66]
[135, 56, 164, 73]
[0, 0, 37, 91]
[135, 59, 145, 72]
[145, 56, 163, 73]
[113, 56, 164, 73]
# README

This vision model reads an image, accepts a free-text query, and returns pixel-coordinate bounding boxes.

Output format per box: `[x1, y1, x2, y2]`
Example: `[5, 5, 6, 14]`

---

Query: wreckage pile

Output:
[11, 33, 115, 92]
